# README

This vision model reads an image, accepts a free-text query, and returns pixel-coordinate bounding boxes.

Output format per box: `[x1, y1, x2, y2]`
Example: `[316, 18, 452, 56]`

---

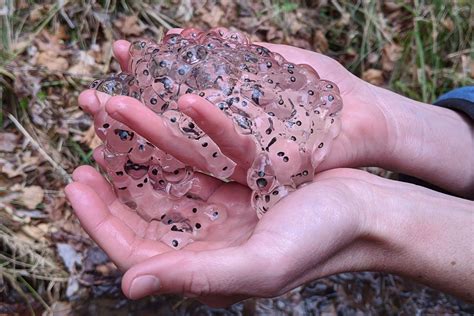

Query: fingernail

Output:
[95, 91, 111, 105]
[129, 275, 160, 299]
[78, 90, 101, 114]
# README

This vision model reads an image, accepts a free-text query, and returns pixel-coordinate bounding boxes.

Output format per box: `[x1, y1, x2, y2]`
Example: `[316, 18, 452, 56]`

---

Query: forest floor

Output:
[0, 0, 473, 315]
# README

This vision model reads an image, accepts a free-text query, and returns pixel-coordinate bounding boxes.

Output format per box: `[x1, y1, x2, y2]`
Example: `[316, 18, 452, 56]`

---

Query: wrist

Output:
[371, 86, 474, 197]
[363, 183, 474, 300]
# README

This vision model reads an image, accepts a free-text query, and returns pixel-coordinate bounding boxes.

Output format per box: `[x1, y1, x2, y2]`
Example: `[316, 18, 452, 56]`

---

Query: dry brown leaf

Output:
[68, 50, 97, 76]
[81, 125, 102, 150]
[382, 43, 402, 72]
[20, 224, 48, 242]
[29, 4, 48, 22]
[35, 30, 69, 57]
[55, 24, 69, 41]
[201, 6, 224, 27]
[290, 38, 312, 50]
[441, 18, 454, 32]
[313, 30, 328, 53]
[114, 14, 144, 36]
[34, 30, 71, 71]
[20, 185, 45, 209]
[362, 69, 384, 86]
[37, 51, 69, 72]
[0, 133, 18, 152]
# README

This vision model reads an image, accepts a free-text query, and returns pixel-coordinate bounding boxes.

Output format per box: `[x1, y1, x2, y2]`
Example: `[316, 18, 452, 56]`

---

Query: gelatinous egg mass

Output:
[89, 27, 343, 242]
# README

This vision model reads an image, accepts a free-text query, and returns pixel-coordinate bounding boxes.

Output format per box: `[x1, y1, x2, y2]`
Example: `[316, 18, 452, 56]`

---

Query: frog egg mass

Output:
[90, 27, 343, 247]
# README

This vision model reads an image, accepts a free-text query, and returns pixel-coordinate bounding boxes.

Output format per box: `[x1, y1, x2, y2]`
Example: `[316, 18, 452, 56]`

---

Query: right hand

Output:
[79, 33, 393, 186]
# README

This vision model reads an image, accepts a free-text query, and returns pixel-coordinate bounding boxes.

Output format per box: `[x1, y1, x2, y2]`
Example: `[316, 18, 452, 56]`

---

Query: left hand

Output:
[68, 167, 375, 307]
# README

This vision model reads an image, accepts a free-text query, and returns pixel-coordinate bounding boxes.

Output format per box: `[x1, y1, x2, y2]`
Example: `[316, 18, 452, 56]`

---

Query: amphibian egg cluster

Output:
[90, 27, 343, 239]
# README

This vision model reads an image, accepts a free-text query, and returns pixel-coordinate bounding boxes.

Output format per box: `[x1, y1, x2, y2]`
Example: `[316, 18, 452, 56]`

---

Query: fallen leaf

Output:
[362, 69, 384, 86]
[0, 133, 18, 152]
[114, 14, 144, 36]
[37, 51, 69, 72]
[68, 50, 97, 76]
[313, 30, 328, 53]
[382, 43, 402, 72]
[21, 224, 47, 242]
[57, 243, 82, 273]
[20, 185, 44, 209]
[49, 302, 73, 316]
[81, 125, 102, 150]
[175, 0, 194, 22]
[441, 18, 454, 32]
[200, 6, 224, 27]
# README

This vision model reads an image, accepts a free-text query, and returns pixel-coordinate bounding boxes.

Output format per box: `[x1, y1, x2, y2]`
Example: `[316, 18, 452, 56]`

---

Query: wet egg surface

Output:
[89, 27, 343, 246]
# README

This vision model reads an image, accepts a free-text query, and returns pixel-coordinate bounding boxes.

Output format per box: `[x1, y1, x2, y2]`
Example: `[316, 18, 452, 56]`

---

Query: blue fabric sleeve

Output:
[434, 86, 474, 119]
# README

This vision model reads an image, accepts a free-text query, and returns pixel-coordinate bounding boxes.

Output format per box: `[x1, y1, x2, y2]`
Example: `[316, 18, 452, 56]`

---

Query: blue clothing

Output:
[434, 86, 474, 119]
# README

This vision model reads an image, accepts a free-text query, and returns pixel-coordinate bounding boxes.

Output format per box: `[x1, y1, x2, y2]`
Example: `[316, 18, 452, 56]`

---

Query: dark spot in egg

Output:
[256, 178, 268, 188]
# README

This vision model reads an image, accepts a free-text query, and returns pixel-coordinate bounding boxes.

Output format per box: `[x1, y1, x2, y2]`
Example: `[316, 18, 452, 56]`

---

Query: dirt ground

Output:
[0, 0, 473, 315]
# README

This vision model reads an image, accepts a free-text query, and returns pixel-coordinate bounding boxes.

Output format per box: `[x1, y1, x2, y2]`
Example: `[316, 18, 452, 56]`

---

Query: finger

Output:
[65, 182, 168, 270]
[105, 96, 201, 164]
[104, 95, 244, 182]
[121, 246, 266, 300]
[178, 94, 256, 169]
[78, 89, 111, 116]
[72, 165, 115, 205]
[113, 40, 131, 72]
[166, 28, 183, 35]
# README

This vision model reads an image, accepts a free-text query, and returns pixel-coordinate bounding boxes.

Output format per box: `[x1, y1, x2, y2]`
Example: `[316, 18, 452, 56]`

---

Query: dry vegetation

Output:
[0, 0, 473, 315]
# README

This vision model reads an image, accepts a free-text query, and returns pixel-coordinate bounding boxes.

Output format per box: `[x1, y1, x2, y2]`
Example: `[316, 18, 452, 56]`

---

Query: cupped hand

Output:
[118, 168, 386, 306]
[65, 161, 258, 271]
[67, 165, 380, 307]
[79, 30, 392, 186]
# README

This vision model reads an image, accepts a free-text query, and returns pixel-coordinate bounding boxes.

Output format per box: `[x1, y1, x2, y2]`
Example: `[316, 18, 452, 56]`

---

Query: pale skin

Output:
[66, 29, 474, 306]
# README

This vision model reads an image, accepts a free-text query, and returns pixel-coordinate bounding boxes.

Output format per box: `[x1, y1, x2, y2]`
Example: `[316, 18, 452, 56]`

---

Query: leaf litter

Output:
[0, 0, 472, 314]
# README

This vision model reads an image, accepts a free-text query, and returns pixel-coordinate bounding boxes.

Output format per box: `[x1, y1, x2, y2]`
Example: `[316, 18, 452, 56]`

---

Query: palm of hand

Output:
[68, 165, 257, 271]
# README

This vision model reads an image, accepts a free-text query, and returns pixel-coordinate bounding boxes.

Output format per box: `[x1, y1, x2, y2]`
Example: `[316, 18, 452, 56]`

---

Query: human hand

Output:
[65, 162, 258, 270]
[87, 29, 473, 197]
[118, 167, 474, 305]
[80, 29, 392, 184]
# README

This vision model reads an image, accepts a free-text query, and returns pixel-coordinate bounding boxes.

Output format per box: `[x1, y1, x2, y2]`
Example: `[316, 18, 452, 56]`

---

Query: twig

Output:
[7, 114, 72, 184]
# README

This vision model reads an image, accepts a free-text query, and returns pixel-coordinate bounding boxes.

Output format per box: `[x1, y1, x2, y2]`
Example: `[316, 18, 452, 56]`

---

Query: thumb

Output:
[121, 246, 268, 300]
